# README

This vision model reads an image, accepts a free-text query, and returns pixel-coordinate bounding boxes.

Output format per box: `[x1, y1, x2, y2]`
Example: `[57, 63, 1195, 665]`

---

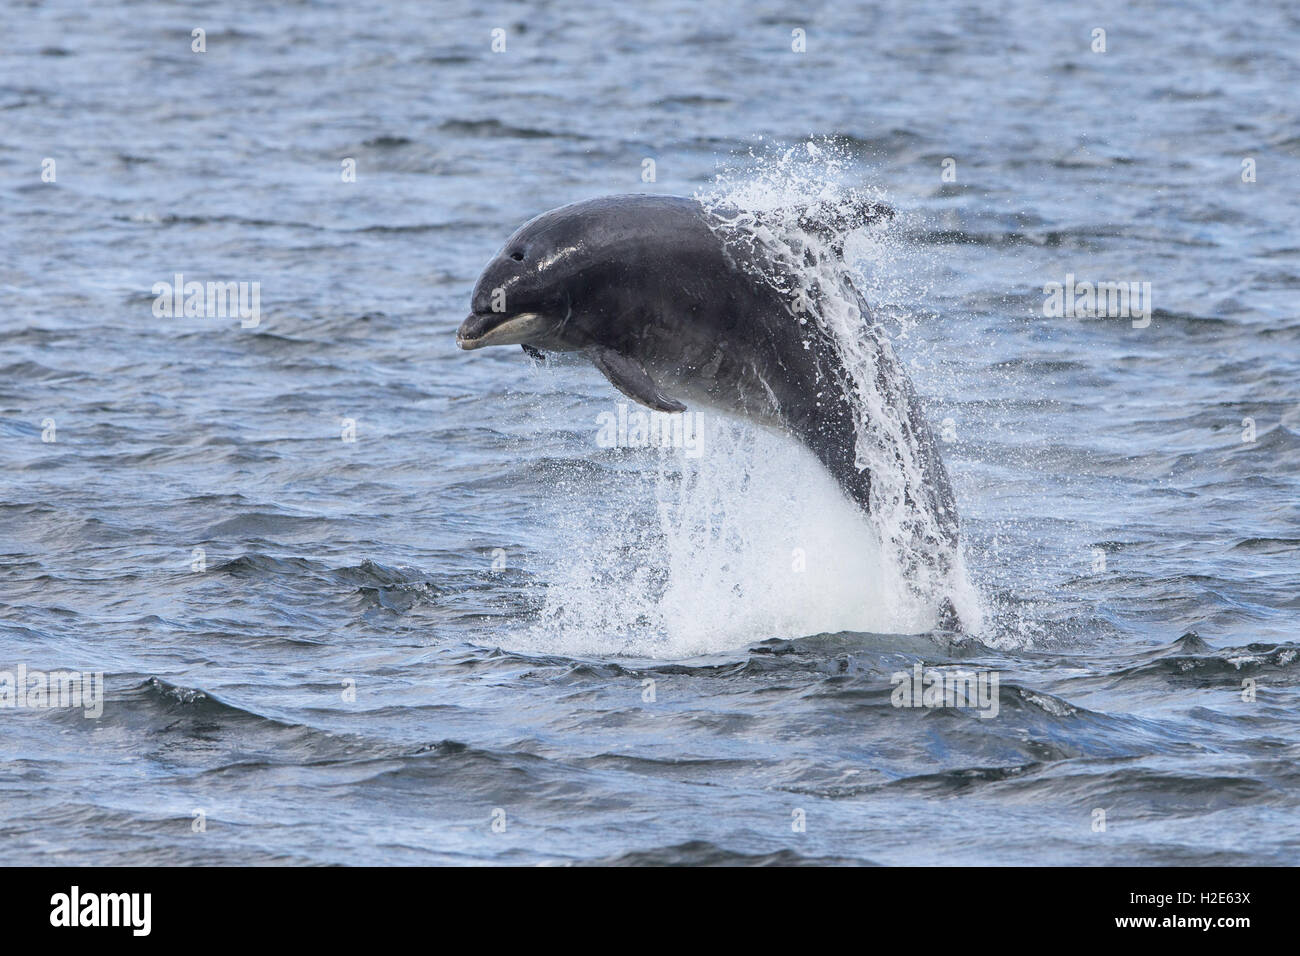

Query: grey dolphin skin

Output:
[457, 194, 961, 623]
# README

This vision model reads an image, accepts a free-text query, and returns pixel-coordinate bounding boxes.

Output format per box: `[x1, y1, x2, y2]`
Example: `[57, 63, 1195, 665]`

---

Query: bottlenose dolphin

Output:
[457, 194, 961, 626]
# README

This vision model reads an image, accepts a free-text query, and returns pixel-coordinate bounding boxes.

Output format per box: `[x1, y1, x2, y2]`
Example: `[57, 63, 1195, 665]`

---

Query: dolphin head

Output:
[456, 231, 570, 351]
[456, 202, 600, 353]
[456, 195, 711, 355]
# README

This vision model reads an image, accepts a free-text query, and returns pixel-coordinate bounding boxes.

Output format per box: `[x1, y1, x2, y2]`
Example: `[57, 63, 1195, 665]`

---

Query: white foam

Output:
[515, 418, 937, 659]
[700, 143, 982, 623]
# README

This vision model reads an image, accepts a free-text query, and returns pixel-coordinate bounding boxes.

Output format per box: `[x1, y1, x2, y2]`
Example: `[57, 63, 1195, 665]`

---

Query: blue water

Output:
[2, 0, 1298, 864]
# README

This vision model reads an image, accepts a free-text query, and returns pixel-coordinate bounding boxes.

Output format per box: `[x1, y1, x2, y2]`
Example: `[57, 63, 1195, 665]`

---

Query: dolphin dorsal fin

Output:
[591, 347, 686, 414]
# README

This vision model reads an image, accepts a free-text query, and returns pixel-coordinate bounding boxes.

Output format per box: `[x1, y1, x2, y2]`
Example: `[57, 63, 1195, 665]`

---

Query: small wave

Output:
[438, 118, 576, 140]
[361, 135, 413, 148]
[203, 512, 327, 538]
[1111, 642, 1300, 685]
[583, 840, 870, 866]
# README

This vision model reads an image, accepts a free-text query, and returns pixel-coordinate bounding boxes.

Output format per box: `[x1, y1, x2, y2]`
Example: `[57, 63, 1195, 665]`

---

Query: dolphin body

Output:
[457, 194, 961, 626]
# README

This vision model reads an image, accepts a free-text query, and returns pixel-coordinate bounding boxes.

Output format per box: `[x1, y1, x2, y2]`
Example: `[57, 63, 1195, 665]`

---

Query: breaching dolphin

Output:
[457, 194, 962, 627]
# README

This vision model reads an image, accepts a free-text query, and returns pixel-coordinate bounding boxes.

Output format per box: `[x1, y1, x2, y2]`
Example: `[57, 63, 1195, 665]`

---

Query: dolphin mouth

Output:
[456, 311, 549, 350]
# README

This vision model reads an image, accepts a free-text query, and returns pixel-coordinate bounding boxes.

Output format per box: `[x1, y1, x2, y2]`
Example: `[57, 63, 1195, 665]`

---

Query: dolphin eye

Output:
[510, 250, 525, 261]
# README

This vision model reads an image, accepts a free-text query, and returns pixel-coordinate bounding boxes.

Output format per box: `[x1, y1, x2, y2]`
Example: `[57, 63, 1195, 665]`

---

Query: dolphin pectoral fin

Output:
[591, 347, 686, 413]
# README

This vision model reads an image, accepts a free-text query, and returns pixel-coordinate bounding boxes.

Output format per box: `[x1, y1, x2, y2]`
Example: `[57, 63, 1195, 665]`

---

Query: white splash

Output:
[517, 418, 937, 659]
[698, 140, 983, 633]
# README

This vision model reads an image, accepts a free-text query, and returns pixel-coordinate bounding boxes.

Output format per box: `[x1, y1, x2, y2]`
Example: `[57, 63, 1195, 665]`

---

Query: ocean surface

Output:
[2, 0, 1298, 865]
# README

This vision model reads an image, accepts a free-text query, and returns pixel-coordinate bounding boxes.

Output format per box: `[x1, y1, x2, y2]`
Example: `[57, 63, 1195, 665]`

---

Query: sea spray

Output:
[698, 140, 983, 634]
[519, 418, 935, 659]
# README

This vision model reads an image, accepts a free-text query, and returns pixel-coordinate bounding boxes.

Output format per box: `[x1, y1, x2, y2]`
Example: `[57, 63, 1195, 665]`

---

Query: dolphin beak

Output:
[456, 312, 550, 350]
